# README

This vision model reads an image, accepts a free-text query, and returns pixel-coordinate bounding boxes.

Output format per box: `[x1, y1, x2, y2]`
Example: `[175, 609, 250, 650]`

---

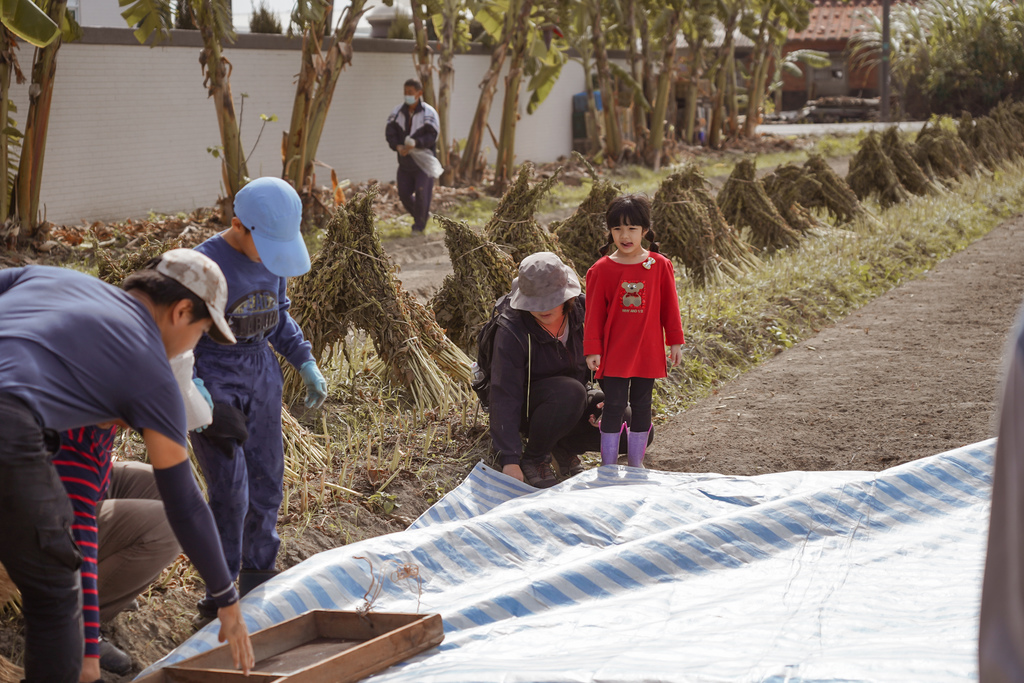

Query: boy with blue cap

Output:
[191, 176, 328, 625]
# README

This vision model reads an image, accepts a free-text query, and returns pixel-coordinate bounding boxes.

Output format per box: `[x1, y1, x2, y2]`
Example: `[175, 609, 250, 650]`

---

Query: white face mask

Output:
[404, 95, 418, 106]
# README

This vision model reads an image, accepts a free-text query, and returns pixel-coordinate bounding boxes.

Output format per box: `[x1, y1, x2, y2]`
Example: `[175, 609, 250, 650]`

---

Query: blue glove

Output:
[299, 361, 328, 409]
[193, 377, 213, 432]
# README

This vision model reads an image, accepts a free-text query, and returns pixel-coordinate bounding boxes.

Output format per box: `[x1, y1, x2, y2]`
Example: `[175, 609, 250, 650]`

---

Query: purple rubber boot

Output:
[627, 427, 652, 468]
[600, 423, 626, 465]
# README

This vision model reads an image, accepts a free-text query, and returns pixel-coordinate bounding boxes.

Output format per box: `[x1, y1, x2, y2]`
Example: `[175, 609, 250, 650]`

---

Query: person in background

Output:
[385, 78, 440, 233]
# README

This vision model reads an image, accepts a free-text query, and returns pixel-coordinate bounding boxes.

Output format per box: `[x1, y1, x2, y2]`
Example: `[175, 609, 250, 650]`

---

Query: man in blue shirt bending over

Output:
[0, 250, 254, 682]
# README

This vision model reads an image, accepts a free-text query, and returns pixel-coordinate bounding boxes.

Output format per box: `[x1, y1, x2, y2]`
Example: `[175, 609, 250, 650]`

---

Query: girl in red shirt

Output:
[583, 194, 685, 467]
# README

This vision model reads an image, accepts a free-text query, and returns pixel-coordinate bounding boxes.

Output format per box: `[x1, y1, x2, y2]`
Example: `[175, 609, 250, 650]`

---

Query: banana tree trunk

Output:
[410, 1, 437, 108]
[282, 18, 325, 193]
[743, 10, 771, 138]
[0, 33, 17, 226]
[708, 13, 736, 150]
[458, 38, 508, 184]
[581, 51, 601, 156]
[682, 38, 704, 144]
[437, 1, 456, 186]
[592, 1, 622, 162]
[640, 9, 655, 136]
[301, 0, 368, 198]
[493, 0, 533, 190]
[17, 0, 67, 242]
[646, 7, 679, 170]
[197, 0, 248, 207]
[625, 0, 647, 158]
[726, 48, 738, 138]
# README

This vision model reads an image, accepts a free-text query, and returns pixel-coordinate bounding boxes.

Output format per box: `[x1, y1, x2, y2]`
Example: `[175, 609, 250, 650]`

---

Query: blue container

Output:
[572, 90, 603, 113]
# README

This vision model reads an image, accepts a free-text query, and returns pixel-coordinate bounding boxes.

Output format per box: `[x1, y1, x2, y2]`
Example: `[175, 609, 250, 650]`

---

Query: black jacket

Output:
[489, 294, 588, 460]
[385, 100, 440, 173]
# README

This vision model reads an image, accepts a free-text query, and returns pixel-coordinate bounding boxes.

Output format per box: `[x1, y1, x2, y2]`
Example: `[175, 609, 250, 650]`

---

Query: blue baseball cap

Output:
[233, 177, 311, 277]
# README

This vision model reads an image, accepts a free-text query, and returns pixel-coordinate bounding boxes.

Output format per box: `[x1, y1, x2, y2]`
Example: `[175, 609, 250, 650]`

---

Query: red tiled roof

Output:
[789, 0, 884, 43]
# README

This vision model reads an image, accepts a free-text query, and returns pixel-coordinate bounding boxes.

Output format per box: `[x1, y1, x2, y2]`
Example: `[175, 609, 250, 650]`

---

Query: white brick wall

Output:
[15, 30, 586, 224]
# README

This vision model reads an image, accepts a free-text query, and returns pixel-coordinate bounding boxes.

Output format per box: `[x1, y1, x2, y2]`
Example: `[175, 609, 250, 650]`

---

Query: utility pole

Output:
[880, 0, 891, 122]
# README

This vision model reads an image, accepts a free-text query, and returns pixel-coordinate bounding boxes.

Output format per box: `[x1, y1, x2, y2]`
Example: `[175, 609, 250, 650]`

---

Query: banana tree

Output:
[492, 0, 568, 189]
[121, 0, 247, 211]
[646, 0, 681, 169]
[410, 0, 437, 108]
[675, 0, 713, 145]
[556, 0, 601, 156]
[491, 0, 532, 189]
[430, 0, 471, 185]
[590, 0, 622, 162]
[707, 0, 745, 148]
[457, 0, 511, 184]
[2, 0, 80, 244]
[282, 0, 376, 211]
[740, 0, 816, 137]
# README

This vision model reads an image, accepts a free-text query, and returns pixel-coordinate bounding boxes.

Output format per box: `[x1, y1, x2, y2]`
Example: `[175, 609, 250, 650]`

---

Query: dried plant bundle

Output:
[287, 188, 471, 408]
[653, 164, 759, 287]
[846, 131, 910, 208]
[717, 158, 801, 252]
[429, 216, 516, 355]
[551, 152, 621, 272]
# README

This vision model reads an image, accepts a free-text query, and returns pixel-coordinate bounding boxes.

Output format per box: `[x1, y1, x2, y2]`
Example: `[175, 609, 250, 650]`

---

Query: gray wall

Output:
[17, 28, 586, 224]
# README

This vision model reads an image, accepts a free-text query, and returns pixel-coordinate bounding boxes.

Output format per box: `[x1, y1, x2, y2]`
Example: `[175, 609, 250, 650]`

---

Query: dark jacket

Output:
[489, 294, 588, 461]
[385, 100, 439, 173]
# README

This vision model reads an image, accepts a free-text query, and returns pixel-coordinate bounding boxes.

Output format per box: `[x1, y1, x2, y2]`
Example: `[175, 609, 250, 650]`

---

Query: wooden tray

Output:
[135, 610, 444, 683]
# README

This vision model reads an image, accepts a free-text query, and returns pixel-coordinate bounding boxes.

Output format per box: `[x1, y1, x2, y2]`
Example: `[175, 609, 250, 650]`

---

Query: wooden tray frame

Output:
[135, 610, 444, 683]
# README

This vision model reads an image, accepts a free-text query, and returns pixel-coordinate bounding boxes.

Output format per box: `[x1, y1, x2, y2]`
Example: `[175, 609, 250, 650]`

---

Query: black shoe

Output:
[99, 636, 133, 675]
[552, 450, 585, 478]
[520, 459, 558, 488]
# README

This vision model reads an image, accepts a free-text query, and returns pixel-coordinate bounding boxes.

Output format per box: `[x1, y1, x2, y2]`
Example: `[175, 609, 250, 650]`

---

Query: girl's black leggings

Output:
[599, 376, 655, 434]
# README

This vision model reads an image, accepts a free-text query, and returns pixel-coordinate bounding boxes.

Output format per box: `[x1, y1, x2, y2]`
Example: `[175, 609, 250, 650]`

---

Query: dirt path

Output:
[650, 213, 1024, 475]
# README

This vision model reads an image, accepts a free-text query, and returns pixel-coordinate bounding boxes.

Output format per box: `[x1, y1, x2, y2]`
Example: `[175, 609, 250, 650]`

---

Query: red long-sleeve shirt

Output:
[583, 252, 685, 379]
[55, 426, 117, 660]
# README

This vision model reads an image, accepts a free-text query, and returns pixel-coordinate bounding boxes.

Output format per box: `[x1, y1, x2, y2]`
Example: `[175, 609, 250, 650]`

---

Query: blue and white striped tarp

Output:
[138, 439, 995, 682]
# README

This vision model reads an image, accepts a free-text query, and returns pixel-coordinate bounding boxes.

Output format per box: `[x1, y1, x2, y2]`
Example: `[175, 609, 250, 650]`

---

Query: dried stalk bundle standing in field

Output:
[717, 159, 800, 252]
[0, 562, 16, 609]
[551, 153, 621, 273]
[880, 127, 938, 197]
[0, 655, 21, 683]
[958, 112, 1013, 170]
[846, 132, 910, 208]
[761, 164, 826, 235]
[96, 236, 185, 284]
[803, 155, 865, 223]
[287, 189, 471, 408]
[429, 216, 516, 355]
[990, 101, 1024, 159]
[913, 118, 978, 182]
[653, 165, 759, 288]
[483, 162, 575, 271]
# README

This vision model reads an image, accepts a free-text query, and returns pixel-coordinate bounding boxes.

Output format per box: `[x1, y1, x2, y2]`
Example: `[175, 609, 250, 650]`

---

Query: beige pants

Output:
[96, 461, 180, 622]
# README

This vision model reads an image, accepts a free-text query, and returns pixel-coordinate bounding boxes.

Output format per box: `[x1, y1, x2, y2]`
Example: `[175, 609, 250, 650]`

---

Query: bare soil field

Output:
[651, 212, 1024, 475]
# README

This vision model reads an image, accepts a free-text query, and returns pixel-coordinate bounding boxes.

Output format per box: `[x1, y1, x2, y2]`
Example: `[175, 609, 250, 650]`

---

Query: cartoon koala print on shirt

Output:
[621, 281, 644, 309]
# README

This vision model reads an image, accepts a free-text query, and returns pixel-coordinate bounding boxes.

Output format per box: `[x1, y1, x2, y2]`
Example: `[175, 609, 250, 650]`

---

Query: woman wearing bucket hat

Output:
[487, 252, 638, 487]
